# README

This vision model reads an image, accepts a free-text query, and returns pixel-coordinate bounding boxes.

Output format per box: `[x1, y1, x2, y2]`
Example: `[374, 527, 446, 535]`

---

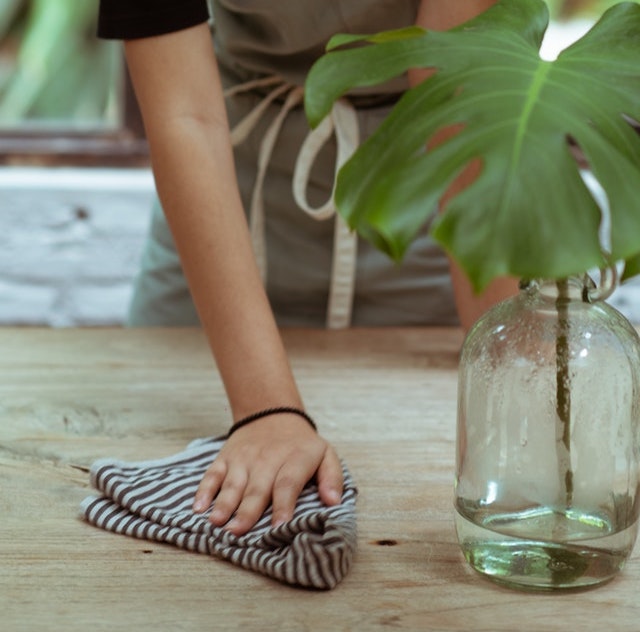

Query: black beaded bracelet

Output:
[227, 406, 317, 438]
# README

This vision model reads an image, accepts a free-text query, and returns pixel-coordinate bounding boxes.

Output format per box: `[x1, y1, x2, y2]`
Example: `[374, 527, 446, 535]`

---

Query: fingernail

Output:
[193, 499, 206, 513]
[209, 509, 223, 523]
[327, 489, 341, 504]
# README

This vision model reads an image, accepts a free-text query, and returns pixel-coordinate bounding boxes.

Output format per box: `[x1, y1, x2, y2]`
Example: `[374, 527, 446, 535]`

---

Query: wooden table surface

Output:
[2, 327, 639, 632]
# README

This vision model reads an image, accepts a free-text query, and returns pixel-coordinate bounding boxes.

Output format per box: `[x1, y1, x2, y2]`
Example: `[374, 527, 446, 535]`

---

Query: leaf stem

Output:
[555, 277, 573, 507]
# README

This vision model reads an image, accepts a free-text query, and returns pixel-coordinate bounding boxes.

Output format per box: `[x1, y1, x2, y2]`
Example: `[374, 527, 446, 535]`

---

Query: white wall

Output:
[0, 167, 155, 326]
[2, 166, 640, 327]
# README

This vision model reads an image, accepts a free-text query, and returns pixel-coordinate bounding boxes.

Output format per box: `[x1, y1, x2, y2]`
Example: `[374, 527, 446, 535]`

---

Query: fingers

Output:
[193, 459, 227, 513]
[195, 459, 268, 535]
[207, 465, 249, 527]
[270, 465, 311, 528]
[316, 447, 344, 507]
[220, 457, 308, 534]
[225, 470, 276, 534]
[271, 445, 345, 528]
[193, 429, 345, 537]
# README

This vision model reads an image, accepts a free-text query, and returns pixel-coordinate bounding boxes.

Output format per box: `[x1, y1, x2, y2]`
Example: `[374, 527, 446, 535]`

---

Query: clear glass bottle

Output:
[455, 272, 640, 590]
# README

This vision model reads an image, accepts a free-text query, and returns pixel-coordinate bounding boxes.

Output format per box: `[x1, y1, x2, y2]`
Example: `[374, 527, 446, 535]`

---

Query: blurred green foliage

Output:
[0, 0, 120, 127]
[0, 0, 619, 128]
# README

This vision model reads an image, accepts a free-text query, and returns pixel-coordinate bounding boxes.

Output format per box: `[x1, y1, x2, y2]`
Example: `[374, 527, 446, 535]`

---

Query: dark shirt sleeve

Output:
[98, 0, 210, 40]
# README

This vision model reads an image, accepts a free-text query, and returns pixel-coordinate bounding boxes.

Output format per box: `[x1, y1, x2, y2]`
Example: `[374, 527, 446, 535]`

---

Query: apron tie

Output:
[292, 99, 359, 329]
[225, 77, 359, 329]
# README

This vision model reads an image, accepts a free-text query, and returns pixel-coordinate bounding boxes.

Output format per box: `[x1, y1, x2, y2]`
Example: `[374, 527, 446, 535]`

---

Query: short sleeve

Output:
[97, 0, 210, 40]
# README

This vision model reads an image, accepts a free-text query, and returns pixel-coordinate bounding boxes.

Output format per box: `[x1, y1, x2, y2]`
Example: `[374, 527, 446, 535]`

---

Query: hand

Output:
[192, 413, 344, 536]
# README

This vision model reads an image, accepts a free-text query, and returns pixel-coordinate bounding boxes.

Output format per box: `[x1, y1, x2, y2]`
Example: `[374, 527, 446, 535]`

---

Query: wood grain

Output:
[1, 327, 638, 632]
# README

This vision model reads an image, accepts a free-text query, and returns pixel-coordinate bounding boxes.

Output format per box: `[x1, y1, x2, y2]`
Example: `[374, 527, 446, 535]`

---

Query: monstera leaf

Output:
[305, 0, 640, 291]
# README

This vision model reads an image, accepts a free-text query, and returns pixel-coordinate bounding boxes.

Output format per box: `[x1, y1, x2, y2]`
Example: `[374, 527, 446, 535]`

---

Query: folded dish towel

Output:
[80, 436, 358, 590]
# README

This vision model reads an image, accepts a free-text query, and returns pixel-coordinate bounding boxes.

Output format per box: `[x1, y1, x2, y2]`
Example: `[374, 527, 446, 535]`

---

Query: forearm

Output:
[411, 0, 517, 329]
[152, 125, 301, 415]
[125, 26, 301, 418]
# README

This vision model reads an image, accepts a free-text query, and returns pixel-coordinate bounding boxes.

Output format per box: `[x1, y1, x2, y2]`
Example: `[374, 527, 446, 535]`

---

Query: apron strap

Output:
[226, 77, 359, 328]
[292, 99, 359, 329]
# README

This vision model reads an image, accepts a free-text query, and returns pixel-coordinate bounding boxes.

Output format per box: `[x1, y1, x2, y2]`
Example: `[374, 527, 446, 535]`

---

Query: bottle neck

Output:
[521, 268, 618, 304]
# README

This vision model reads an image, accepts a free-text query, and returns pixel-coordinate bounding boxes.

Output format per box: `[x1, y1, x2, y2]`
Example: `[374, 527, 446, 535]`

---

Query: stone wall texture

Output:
[0, 168, 154, 326]
[2, 167, 640, 327]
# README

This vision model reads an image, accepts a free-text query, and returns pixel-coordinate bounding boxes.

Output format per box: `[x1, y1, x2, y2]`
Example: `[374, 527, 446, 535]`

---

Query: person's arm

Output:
[124, 23, 343, 535]
[411, 1, 519, 330]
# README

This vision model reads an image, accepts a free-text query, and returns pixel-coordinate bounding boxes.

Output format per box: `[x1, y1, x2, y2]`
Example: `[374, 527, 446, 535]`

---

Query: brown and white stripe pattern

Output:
[80, 437, 357, 590]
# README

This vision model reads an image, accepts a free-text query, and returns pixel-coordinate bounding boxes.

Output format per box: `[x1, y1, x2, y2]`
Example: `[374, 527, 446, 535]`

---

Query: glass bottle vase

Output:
[454, 273, 640, 590]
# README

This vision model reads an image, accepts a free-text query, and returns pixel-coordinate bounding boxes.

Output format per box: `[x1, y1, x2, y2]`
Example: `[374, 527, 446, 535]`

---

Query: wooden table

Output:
[2, 327, 639, 631]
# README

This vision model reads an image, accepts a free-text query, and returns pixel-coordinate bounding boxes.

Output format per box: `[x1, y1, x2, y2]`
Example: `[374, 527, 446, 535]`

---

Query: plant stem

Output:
[555, 278, 573, 507]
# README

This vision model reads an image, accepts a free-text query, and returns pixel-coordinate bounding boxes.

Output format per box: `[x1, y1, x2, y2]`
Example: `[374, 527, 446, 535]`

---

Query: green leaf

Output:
[325, 26, 427, 52]
[622, 252, 640, 281]
[304, 0, 640, 292]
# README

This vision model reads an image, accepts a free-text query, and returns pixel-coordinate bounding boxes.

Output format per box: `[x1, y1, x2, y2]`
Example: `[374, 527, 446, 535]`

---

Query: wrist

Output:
[227, 406, 317, 438]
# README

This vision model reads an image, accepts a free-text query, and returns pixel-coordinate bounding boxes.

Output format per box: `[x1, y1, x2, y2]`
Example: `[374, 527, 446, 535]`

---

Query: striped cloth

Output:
[80, 436, 358, 590]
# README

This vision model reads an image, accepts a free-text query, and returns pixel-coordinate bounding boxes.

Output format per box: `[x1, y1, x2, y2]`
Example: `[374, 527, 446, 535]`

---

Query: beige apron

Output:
[128, 0, 458, 328]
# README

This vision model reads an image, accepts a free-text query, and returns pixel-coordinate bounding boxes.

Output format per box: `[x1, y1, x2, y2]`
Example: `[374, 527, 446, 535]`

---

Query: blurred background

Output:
[1, 0, 638, 326]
